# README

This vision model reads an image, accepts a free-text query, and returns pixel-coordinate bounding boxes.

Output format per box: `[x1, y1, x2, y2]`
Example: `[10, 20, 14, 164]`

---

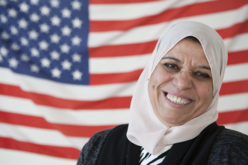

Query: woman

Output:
[77, 21, 248, 165]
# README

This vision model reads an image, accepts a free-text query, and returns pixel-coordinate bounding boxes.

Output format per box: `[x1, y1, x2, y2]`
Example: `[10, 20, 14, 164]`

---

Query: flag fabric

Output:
[0, 0, 248, 164]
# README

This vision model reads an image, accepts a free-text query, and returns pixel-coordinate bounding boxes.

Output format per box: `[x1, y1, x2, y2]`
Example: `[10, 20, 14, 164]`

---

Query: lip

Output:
[163, 91, 194, 109]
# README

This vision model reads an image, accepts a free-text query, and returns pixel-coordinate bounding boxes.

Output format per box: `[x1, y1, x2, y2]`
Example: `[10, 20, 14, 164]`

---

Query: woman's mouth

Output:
[165, 93, 192, 105]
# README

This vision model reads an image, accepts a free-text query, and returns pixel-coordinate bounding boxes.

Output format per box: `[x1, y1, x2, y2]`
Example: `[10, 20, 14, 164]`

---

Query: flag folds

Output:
[0, 0, 248, 164]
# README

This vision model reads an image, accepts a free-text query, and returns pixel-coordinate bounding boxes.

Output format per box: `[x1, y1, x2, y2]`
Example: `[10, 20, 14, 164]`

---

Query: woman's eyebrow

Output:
[198, 66, 211, 70]
[162, 57, 211, 70]
[162, 57, 181, 63]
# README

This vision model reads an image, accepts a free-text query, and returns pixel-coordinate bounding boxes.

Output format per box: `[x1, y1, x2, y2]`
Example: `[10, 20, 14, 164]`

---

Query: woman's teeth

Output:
[166, 93, 191, 105]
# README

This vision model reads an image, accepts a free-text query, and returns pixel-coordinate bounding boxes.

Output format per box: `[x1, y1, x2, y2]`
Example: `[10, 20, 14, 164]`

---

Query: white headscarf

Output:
[126, 21, 228, 155]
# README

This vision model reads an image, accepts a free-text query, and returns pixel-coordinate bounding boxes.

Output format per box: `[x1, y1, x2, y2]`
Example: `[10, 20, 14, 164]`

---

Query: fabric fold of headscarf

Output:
[126, 21, 228, 155]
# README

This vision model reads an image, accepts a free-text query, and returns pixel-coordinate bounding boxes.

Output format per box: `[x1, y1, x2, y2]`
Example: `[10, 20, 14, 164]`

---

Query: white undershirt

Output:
[140, 145, 172, 165]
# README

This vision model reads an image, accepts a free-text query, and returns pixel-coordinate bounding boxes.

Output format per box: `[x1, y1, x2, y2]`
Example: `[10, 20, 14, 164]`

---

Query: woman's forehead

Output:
[161, 39, 210, 66]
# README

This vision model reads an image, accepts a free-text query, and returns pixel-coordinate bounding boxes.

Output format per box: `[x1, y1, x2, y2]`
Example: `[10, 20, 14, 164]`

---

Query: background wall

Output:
[0, 0, 248, 164]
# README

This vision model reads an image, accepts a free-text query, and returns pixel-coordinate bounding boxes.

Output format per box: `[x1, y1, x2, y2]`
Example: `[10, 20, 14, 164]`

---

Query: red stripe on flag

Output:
[89, 41, 156, 58]
[217, 109, 248, 125]
[220, 80, 248, 96]
[216, 20, 248, 39]
[0, 111, 115, 137]
[90, 0, 247, 32]
[90, 69, 143, 85]
[90, 0, 160, 4]
[0, 84, 131, 109]
[227, 50, 248, 65]
[0, 137, 80, 159]
[51, 123, 114, 137]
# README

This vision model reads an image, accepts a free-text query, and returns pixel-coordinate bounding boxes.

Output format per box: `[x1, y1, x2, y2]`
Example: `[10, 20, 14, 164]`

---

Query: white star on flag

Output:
[62, 8, 71, 18]
[30, 13, 40, 22]
[61, 60, 71, 70]
[50, 34, 60, 43]
[1, 32, 9, 39]
[21, 54, 29, 62]
[20, 37, 29, 46]
[72, 70, 82, 80]
[31, 48, 39, 57]
[8, 9, 17, 17]
[40, 24, 49, 33]
[9, 58, 18, 68]
[18, 19, 28, 29]
[51, 16, 60, 26]
[40, 6, 50, 16]
[51, 67, 61, 78]
[39, 41, 49, 50]
[30, 0, 39, 5]
[50, 51, 60, 60]
[0, 0, 7, 6]
[29, 30, 39, 40]
[72, 18, 82, 28]
[30, 64, 39, 73]
[72, 36, 81, 45]
[19, 2, 29, 13]
[60, 44, 70, 53]
[0, 46, 8, 56]
[72, 53, 81, 62]
[10, 26, 18, 35]
[1, 15, 7, 23]
[11, 43, 19, 51]
[71, 1, 81, 10]
[61, 26, 71, 36]
[41, 58, 50, 67]
[51, 0, 59, 8]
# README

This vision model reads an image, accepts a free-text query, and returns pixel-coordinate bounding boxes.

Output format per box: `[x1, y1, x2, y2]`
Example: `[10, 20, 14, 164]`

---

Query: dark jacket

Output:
[77, 124, 248, 165]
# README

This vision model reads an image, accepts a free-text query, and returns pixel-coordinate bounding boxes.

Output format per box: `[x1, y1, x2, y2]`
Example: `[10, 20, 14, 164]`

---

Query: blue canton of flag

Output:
[0, 0, 89, 85]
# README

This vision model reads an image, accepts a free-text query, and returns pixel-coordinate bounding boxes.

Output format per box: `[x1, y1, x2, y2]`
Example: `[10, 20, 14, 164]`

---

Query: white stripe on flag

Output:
[89, 5, 248, 47]
[218, 93, 248, 112]
[90, 54, 150, 73]
[224, 33, 248, 52]
[0, 123, 88, 148]
[90, 0, 215, 20]
[0, 95, 130, 125]
[223, 63, 248, 83]
[0, 149, 77, 165]
[0, 68, 136, 100]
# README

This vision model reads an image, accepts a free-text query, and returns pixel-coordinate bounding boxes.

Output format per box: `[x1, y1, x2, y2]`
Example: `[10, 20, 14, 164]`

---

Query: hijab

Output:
[126, 21, 228, 155]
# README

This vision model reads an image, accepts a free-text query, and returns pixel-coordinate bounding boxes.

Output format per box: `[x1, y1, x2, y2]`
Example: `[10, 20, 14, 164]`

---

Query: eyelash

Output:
[164, 63, 180, 72]
[194, 72, 210, 79]
[164, 63, 211, 79]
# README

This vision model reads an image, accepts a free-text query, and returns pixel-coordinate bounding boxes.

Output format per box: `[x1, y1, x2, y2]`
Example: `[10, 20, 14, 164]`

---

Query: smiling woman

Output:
[148, 37, 213, 127]
[77, 21, 248, 165]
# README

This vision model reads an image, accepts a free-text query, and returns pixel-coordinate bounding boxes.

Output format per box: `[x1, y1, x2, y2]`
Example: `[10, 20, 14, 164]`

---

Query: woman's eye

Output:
[194, 72, 210, 79]
[164, 63, 180, 71]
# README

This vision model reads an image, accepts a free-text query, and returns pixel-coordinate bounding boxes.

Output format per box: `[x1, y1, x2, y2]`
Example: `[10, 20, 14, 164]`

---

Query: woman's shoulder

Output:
[208, 128, 248, 165]
[84, 124, 129, 151]
[214, 128, 248, 149]
[76, 124, 128, 165]
[217, 128, 248, 143]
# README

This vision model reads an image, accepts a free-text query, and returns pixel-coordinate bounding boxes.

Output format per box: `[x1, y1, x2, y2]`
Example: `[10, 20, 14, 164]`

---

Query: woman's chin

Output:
[158, 114, 188, 127]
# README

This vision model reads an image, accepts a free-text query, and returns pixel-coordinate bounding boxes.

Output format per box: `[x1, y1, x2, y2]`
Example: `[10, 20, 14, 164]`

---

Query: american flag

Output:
[0, 0, 248, 164]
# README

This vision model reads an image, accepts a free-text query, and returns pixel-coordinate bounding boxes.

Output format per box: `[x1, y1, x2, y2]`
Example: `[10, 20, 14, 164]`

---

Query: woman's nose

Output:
[172, 72, 193, 91]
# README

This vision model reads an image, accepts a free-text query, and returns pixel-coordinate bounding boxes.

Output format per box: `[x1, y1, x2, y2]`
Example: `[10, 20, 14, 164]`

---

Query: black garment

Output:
[77, 123, 248, 165]
[139, 147, 171, 164]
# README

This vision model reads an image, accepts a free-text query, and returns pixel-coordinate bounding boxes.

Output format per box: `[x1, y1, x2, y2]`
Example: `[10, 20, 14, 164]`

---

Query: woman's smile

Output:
[165, 92, 192, 105]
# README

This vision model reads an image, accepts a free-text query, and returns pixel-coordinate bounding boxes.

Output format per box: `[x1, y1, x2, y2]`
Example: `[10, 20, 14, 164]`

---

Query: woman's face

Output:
[148, 39, 213, 127]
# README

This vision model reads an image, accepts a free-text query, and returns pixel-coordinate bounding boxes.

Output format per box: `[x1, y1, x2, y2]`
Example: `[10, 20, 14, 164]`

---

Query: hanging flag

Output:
[0, 0, 248, 164]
